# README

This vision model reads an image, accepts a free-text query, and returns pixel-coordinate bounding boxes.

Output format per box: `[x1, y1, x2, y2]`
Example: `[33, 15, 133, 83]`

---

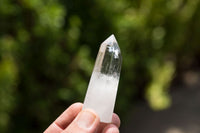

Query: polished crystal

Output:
[83, 34, 122, 123]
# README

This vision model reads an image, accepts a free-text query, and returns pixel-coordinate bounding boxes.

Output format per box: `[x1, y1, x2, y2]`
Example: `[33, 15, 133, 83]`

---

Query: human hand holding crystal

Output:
[44, 103, 120, 133]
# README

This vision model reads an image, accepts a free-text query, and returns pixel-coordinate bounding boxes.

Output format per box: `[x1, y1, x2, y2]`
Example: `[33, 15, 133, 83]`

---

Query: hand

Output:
[44, 103, 120, 133]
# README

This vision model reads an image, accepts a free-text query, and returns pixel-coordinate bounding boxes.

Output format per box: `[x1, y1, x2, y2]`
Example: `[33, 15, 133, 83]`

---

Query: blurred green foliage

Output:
[1, 0, 200, 132]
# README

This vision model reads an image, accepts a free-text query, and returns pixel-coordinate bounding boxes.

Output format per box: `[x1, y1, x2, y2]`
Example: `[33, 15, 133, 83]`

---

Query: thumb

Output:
[62, 109, 100, 133]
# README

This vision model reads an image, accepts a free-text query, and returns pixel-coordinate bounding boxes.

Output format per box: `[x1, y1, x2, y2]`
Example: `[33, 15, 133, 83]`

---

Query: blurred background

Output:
[0, 0, 200, 132]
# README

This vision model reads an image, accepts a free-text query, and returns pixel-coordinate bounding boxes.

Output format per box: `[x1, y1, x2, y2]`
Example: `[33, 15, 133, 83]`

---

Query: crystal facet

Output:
[83, 34, 122, 123]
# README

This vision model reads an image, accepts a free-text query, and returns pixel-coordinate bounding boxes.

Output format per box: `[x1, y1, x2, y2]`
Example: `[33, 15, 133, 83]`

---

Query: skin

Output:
[44, 102, 120, 133]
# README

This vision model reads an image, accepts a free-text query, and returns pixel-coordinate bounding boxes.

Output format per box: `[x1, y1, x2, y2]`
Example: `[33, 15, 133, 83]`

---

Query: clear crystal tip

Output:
[96, 34, 122, 77]
[102, 34, 117, 46]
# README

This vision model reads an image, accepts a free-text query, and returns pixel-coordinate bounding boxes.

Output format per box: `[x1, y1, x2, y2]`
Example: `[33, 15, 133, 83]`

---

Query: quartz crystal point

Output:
[83, 34, 122, 123]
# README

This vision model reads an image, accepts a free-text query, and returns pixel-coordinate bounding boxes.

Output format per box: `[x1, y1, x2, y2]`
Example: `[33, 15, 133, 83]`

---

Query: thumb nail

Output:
[77, 110, 97, 129]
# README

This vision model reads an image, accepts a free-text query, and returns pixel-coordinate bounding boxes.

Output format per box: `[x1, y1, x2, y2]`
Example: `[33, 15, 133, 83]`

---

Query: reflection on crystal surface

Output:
[83, 34, 122, 123]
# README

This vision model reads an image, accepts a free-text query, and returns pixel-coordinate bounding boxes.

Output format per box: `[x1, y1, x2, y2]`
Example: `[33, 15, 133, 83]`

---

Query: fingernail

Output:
[77, 110, 96, 129]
